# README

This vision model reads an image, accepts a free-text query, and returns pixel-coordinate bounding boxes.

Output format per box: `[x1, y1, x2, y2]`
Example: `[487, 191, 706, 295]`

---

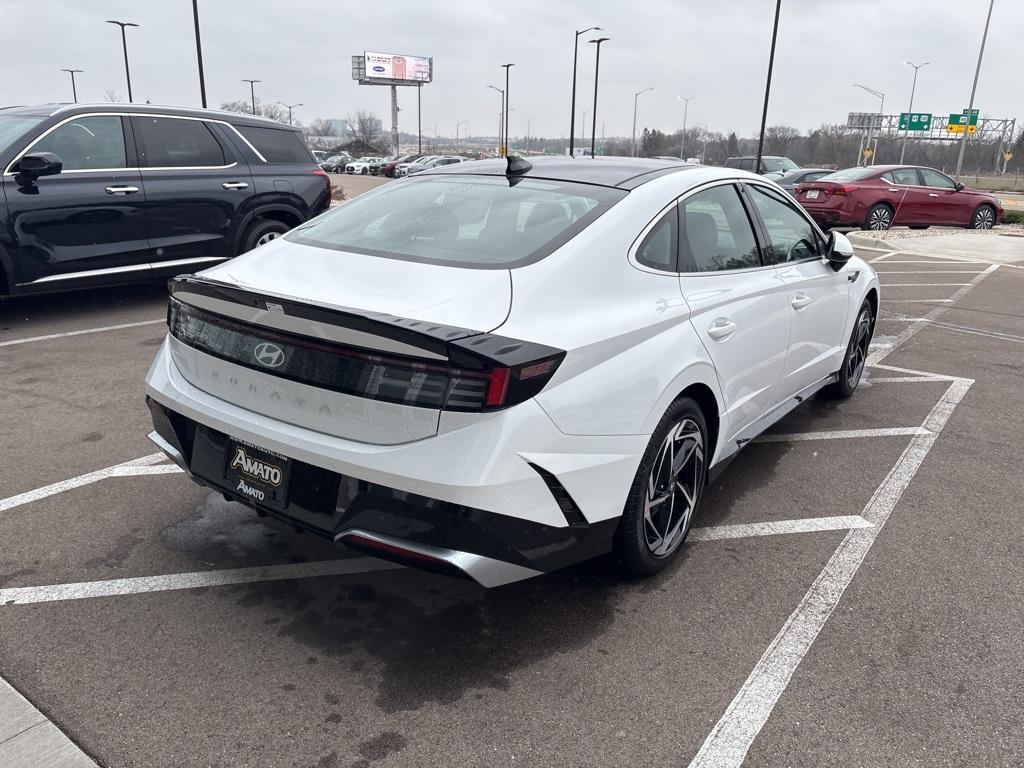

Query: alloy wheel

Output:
[256, 231, 281, 247]
[868, 207, 892, 230]
[846, 310, 873, 388]
[973, 207, 995, 229]
[643, 418, 704, 557]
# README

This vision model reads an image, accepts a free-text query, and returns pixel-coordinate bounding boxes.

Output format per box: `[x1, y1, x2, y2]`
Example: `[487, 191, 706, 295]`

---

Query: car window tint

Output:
[635, 206, 678, 271]
[290, 175, 625, 269]
[680, 185, 761, 272]
[920, 168, 956, 189]
[31, 116, 126, 170]
[748, 185, 820, 264]
[136, 117, 225, 167]
[235, 125, 314, 163]
[883, 168, 919, 185]
[739, 159, 755, 171]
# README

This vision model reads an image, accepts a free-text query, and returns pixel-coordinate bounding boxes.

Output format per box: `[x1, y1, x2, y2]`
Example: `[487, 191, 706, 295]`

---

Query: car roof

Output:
[422, 156, 701, 189]
[0, 103, 298, 130]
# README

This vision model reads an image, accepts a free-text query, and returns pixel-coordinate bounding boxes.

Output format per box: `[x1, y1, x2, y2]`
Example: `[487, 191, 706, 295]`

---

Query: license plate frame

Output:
[805, 189, 820, 199]
[224, 438, 292, 511]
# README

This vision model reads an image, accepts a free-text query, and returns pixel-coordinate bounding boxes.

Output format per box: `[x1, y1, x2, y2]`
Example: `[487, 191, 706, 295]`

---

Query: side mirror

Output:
[955, 181, 965, 191]
[824, 231, 855, 271]
[13, 152, 62, 185]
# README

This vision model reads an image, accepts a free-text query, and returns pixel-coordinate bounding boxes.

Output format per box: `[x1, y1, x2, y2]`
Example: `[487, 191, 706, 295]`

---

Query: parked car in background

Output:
[406, 156, 467, 175]
[723, 155, 798, 179]
[311, 149, 330, 164]
[345, 156, 385, 174]
[145, 157, 878, 587]
[0, 103, 330, 297]
[794, 165, 1004, 230]
[320, 153, 352, 173]
[381, 154, 423, 177]
[775, 168, 833, 193]
[394, 155, 440, 177]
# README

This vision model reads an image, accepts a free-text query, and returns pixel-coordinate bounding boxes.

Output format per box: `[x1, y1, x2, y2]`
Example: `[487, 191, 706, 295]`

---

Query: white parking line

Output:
[884, 299, 954, 303]
[756, 426, 930, 443]
[873, 270, 985, 274]
[879, 260, 989, 265]
[0, 558, 402, 606]
[0, 454, 167, 513]
[868, 264, 999, 366]
[867, 251, 898, 262]
[883, 318, 1024, 344]
[0, 515, 875, 606]
[867, 375, 948, 383]
[689, 516, 871, 541]
[879, 282, 972, 287]
[0, 319, 164, 348]
[688, 374, 972, 767]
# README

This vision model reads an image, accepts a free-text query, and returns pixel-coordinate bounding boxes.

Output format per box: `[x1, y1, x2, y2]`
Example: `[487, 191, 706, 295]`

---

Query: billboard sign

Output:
[362, 52, 432, 84]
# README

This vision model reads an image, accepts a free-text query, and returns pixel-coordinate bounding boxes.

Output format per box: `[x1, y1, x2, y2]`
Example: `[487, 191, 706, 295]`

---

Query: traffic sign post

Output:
[899, 112, 932, 131]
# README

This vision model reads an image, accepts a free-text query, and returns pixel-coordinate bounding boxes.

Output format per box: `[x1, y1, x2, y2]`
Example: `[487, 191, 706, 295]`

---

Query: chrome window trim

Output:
[3, 111, 265, 174]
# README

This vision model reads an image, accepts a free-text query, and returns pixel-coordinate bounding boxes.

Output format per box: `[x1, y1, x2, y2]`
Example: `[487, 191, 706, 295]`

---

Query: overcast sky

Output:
[3, 0, 1019, 140]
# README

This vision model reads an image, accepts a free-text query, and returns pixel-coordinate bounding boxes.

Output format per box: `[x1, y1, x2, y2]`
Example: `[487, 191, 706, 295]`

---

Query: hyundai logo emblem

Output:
[253, 342, 286, 368]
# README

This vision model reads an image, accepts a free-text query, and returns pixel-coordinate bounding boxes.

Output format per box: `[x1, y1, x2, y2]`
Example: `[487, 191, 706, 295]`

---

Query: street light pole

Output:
[853, 84, 885, 165]
[501, 64, 514, 156]
[955, 0, 995, 177]
[106, 20, 139, 103]
[487, 85, 504, 154]
[677, 96, 694, 159]
[60, 69, 83, 103]
[589, 37, 609, 159]
[569, 26, 601, 157]
[631, 87, 654, 157]
[757, 0, 778, 174]
[276, 102, 302, 125]
[456, 120, 468, 151]
[242, 79, 261, 115]
[192, 0, 207, 107]
[899, 61, 930, 163]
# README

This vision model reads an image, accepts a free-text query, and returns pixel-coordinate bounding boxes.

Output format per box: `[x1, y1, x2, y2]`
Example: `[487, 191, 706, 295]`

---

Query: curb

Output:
[0, 677, 97, 767]
[847, 232, 903, 251]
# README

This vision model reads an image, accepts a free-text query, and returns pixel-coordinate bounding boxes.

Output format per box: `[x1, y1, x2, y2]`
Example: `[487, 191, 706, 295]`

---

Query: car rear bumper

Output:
[145, 338, 643, 584]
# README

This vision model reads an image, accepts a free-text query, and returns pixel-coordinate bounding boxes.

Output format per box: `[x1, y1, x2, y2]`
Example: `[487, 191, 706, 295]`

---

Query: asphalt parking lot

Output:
[1, 240, 1023, 767]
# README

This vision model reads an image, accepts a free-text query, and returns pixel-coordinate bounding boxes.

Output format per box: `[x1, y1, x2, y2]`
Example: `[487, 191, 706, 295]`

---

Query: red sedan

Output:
[794, 165, 1004, 230]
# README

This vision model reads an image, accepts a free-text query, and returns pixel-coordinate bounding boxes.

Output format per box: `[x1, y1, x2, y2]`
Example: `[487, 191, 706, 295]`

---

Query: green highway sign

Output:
[899, 112, 933, 131]
[948, 109, 979, 127]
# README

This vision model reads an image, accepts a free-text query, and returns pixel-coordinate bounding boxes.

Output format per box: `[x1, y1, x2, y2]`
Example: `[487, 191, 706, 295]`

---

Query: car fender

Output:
[232, 196, 309, 250]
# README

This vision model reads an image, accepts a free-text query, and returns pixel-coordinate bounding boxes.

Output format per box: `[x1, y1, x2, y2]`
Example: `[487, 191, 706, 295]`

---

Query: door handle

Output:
[222, 181, 249, 190]
[707, 319, 737, 341]
[928, 193, 940, 197]
[791, 293, 812, 310]
[888, 188, 899, 192]
[105, 185, 139, 195]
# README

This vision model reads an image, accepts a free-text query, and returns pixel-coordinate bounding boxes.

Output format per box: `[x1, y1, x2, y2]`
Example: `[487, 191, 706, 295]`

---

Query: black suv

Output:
[0, 103, 331, 297]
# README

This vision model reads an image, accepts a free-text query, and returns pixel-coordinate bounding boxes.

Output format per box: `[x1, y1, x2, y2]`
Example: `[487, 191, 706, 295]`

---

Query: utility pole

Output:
[192, 0, 207, 107]
[631, 87, 654, 157]
[569, 26, 601, 157]
[589, 36, 609, 158]
[106, 20, 139, 103]
[678, 96, 694, 159]
[899, 61, 929, 163]
[242, 79, 261, 115]
[389, 85, 399, 156]
[955, 0, 995, 177]
[276, 102, 302, 125]
[501, 64, 514, 156]
[60, 69, 83, 103]
[755, 0, 782, 173]
[417, 83, 422, 155]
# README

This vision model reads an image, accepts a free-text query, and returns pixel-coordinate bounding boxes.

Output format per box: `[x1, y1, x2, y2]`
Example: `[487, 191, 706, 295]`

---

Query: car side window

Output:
[135, 117, 226, 168]
[679, 185, 761, 272]
[747, 185, 821, 264]
[883, 168, 920, 185]
[804, 171, 828, 183]
[739, 159, 755, 171]
[30, 116, 127, 171]
[635, 205, 678, 272]
[920, 168, 957, 189]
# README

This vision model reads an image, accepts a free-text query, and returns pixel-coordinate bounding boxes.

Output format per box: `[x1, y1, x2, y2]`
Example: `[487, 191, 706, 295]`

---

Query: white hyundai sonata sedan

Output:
[145, 156, 879, 587]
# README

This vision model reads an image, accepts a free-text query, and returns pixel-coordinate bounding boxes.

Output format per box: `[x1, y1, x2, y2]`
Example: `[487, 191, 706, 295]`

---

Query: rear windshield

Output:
[288, 174, 626, 269]
[0, 115, 45, 156]
[820, 167, 878, 182]
[234, 125, 312, 163]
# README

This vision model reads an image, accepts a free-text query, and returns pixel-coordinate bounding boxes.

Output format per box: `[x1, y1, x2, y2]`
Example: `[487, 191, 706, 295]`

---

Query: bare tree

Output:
[219, 99, 288, 124]
[764, 125, 801, 155]
[104, 89, 123, 103]
[344, 111, 385, 146]
[307, 118, 337, 137]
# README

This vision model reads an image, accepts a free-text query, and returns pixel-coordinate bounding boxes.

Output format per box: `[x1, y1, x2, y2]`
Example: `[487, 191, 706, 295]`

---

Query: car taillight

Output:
[832, 184, 854, 196]
[313, 167, 331, 193]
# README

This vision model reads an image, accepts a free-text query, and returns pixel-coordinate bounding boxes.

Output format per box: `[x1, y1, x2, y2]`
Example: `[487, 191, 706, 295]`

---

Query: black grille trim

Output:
[528, 462, 588, 527]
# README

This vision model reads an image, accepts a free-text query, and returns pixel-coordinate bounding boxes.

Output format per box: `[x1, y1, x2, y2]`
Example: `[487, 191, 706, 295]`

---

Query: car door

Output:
[132, 115, 254, 270]
[919, 167, 968, 225]
[2, 113, 150, 287]
[881, 168, 929, 225]
[677, 182, 791, 441]
[745, 183, 849, 398]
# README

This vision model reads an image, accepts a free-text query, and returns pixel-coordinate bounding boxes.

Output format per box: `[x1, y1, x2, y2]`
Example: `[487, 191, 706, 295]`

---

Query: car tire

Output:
[825, 300, 874, 399]
[614, 397, 708, 577]
[862, 204, 893, 231]
[238, 219, 290, 255]
[969, 204, 996, 230]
